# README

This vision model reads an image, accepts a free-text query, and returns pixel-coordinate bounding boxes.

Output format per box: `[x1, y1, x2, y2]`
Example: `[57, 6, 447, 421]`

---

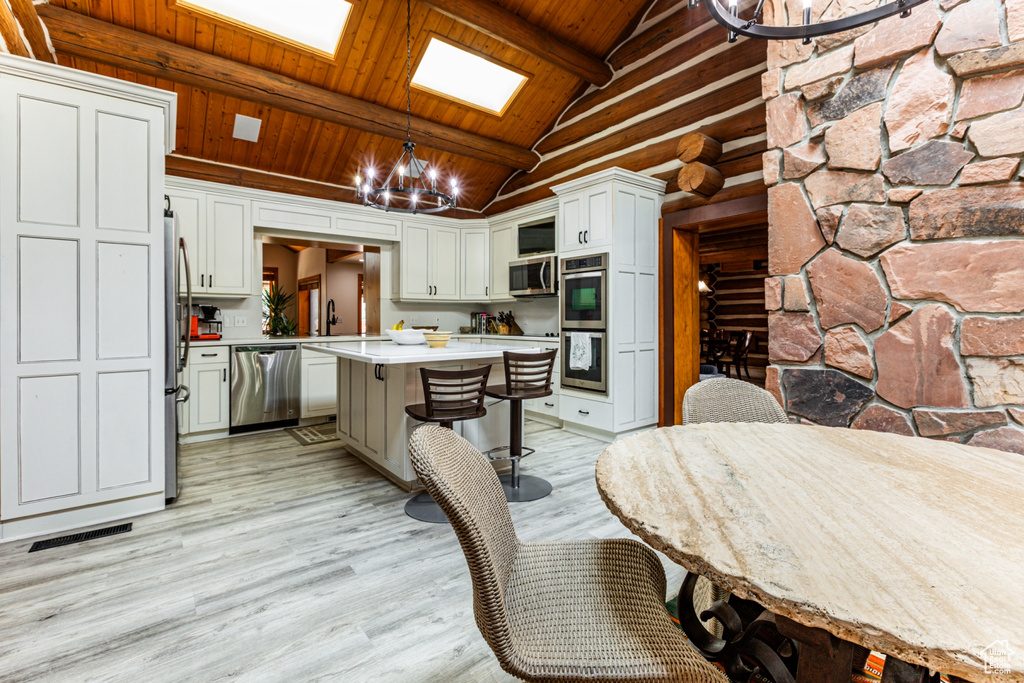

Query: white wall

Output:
[325, 260, 362, 335]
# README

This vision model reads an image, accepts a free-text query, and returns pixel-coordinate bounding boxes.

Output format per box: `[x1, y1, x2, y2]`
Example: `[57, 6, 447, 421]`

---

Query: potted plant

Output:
[263, 283, 298, 336]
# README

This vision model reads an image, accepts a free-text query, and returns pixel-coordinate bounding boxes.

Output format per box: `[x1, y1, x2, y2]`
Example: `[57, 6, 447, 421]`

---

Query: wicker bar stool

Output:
[485, 349, 557, 503]
[404, 365, 490, 523]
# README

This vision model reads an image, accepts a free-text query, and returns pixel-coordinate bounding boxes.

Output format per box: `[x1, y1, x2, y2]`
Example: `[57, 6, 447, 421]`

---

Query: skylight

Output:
[412, 37, 529, 116]
[177, 0, 352, 57]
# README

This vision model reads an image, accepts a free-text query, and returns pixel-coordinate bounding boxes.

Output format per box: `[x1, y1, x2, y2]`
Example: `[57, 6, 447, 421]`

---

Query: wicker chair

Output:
[681, 377, 787, 425]
[408, 425, 729, 683]
[679, 377, 786, 640]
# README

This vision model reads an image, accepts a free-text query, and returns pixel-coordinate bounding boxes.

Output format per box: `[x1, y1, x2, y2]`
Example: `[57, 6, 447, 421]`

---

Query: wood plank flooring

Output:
[0, 422, 687, 682]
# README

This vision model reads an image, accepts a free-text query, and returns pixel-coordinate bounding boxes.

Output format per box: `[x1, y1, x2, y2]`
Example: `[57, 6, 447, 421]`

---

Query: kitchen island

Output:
[306, 341, 536, 488]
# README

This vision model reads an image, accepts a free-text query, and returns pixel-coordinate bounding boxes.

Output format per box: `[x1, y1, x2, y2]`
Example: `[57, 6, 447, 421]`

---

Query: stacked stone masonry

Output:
[762, 0, 1024, 455]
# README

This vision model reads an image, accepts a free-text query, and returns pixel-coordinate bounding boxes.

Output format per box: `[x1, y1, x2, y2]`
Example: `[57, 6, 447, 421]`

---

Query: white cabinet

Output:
[489, 224, 516, 301]
[0, 56, 175, 534]
[301, 352, 338, 419]
[461, 228, 490, 300]
[166, 189, 253, 296]
[559, 186, 611, 254]
[187, 347, 230, 433]
[399, 223, 461, 301]
[336, 359, 394, 468]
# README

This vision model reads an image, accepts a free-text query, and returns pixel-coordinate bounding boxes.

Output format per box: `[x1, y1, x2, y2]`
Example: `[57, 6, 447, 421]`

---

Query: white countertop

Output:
[305, 340, 540, 364]
[190, 335, 387, 347]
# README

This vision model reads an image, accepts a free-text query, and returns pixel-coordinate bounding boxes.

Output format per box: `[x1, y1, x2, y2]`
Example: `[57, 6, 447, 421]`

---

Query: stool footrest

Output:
[483, 445, 536, 462]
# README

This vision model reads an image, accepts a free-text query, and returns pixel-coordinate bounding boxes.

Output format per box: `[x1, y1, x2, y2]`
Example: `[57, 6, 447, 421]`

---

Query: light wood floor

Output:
[0, 422, 686, 682]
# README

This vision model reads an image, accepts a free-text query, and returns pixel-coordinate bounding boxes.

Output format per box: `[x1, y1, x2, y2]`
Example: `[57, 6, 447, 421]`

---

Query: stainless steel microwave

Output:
[509, 255, 558, 298]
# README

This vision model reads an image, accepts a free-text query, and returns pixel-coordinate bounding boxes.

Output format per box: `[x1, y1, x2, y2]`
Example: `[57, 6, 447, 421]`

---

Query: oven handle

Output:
[539, 261, 547, 291]
[562, 271, 605, 281]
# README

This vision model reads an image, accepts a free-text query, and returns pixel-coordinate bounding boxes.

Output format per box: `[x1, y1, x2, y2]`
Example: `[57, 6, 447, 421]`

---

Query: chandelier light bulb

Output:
[367, 167, 375, 179]
[399, 165, 406, 177]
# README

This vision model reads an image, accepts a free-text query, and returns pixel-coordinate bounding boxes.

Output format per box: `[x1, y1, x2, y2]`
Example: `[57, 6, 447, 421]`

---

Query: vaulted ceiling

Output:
[42, 0, 653, 214]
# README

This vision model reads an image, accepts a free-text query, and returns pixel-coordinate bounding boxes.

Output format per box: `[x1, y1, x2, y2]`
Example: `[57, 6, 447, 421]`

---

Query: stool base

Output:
[404, 491, 450, 524]
[500, 474, 552, 502]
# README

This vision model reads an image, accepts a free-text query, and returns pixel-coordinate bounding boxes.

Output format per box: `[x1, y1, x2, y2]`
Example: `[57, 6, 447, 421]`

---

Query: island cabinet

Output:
[312, 341, 525, 488]
[301, 349, 338, 419]
[186, 347, 231, 434]
[0, 55, 176, 541]
[166, 187, 253, 296]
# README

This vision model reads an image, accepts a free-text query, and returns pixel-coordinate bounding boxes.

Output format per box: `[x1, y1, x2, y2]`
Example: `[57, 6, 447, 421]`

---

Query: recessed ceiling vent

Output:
[233, 114, 262, 142]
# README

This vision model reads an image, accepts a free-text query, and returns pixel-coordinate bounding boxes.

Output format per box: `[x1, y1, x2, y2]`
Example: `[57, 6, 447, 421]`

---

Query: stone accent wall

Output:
[762, 0, 1024, 454]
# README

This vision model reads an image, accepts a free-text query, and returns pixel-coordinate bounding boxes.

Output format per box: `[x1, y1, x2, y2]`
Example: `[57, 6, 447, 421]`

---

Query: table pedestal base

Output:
[776, 616, 869, 683]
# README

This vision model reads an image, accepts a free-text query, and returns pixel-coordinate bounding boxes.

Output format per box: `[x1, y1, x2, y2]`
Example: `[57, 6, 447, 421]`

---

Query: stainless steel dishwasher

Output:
[230, 345, 301, 433]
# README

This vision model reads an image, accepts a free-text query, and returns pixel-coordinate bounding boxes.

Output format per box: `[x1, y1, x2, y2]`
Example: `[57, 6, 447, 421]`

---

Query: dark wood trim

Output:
[420, 0, 613, 86]
[0, 0, 31, 58]
[165, 155, 487, 220]
[663, 192, 768, 230]
[7, 0, 54, 63]
[662, 178, 766, 214]
[38, 5, 540, 171]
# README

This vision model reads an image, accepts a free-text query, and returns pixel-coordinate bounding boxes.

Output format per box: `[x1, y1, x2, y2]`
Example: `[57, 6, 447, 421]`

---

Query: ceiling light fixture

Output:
[690, 0, 929, 44]
[355, 0, 457, 215]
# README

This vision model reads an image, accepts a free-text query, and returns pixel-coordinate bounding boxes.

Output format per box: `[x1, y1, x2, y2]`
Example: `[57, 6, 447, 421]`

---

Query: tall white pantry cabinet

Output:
[0, 56, 177, 542]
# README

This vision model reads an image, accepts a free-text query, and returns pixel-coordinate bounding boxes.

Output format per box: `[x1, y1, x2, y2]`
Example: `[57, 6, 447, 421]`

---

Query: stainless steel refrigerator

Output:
[164, 199, 192, 502]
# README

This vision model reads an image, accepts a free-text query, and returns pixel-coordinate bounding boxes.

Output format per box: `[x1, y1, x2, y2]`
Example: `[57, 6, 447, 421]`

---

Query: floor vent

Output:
[28, 523, 132, 553]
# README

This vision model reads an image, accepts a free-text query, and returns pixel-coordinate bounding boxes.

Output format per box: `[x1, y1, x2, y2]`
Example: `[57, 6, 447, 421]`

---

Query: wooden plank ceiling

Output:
[44, 0, 651, 213]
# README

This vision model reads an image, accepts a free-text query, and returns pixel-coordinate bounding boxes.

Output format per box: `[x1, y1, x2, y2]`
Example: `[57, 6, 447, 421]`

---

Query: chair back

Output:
[408, 425, 519, 656]
[420, 365, 491, 422]
[682, 377, 787, 425]
[735, 331, 755, 358]
[502, 349, 557, 398]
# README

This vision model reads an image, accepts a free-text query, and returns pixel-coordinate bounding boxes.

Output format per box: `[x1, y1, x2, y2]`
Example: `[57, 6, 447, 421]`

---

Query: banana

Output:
[391, 320, 405, 330]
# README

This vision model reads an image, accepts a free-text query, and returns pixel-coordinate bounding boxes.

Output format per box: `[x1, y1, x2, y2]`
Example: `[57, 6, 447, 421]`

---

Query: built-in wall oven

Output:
[560, 253, 607, 329]
[560, 253, 609, 394]
[562, 331, 607, 393]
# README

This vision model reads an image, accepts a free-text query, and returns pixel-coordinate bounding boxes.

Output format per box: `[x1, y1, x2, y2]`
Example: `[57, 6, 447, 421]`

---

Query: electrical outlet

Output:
[410, 315, 420, 325]
[234, 315, 247, 327]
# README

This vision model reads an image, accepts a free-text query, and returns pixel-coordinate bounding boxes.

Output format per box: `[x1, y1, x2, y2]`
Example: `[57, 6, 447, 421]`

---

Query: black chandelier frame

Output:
[695, 0, 932, 44]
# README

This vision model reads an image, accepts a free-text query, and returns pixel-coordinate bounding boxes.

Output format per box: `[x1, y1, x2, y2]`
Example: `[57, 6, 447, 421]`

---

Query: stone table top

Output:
[595, 423, 1024, 682]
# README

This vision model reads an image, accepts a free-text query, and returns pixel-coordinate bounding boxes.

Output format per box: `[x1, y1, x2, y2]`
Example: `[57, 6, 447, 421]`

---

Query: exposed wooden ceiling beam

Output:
[38, 5, 539, 171]
[0, 0, 31, 58]
[8, 0, 55, 63]
[165, 155, 487, 220]
[420, 0, 613, 86]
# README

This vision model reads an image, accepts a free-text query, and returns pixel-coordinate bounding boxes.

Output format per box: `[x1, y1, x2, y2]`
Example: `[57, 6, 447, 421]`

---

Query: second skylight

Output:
[412, 37, 529, 116]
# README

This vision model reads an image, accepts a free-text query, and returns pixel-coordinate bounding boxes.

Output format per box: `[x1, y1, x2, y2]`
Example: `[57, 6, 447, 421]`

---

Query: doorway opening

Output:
[659, 195, 769, 426]
[260, 236, 382, 337]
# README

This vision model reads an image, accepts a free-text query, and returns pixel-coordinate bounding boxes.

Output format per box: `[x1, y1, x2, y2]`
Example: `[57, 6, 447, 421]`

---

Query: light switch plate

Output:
[234, 315, 247, 327]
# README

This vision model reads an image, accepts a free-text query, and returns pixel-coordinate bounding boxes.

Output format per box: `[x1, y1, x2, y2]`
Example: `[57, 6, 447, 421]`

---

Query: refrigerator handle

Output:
[179, 236, 193, 373]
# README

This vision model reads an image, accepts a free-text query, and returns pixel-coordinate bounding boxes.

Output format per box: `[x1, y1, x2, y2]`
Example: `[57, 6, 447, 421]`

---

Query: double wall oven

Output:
[560, 254, 608, 393]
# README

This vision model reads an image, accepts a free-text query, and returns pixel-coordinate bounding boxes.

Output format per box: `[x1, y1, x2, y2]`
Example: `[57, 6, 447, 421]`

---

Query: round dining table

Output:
[595, 422, 1024, 683]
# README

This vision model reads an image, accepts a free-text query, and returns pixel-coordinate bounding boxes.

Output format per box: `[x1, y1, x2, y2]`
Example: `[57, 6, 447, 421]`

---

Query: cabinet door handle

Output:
[545, 402, 554, 407]
[209, 274, 213, 287]
[485, 286, 488, 296]
[578, 231, 583, 244]
[584, 230, 589, 243]
[200, 273, 204, 287]
[222, 368, 227, 382]
[578, 410, 589, 416]
[201, 353, 216, 357]
[379, 364, 385, 382]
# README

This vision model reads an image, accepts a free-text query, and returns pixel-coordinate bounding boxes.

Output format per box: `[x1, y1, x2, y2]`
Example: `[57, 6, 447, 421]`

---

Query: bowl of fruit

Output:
[386, 321, 426, 345]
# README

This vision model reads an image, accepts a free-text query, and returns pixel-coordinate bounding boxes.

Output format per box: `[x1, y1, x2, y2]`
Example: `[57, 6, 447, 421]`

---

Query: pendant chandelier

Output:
[355, 0, 458, 214]
[691, 0, 930, 45]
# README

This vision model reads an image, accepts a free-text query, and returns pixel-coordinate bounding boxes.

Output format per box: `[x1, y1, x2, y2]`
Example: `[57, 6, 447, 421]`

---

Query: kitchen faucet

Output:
[326, 299, 339, 336]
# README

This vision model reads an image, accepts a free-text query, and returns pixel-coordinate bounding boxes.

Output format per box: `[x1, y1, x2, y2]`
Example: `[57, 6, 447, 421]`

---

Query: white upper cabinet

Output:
[167, 188, 205, 295]
[399, 223, 462, 301]
[205, 195, 252, 295]
[432, 226, 461, 300]
[558, 186, 611, 254]
[400, 224, 432, 299]
[461, 228, 490, 301]
[489, 224, 516, 302]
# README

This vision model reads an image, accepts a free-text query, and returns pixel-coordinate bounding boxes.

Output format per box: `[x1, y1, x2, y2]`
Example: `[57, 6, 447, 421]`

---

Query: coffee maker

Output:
[190, 305, 223, 340]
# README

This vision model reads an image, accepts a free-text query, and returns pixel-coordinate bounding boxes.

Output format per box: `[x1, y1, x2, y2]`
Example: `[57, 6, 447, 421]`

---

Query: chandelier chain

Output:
[405, 0, 412, 143]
